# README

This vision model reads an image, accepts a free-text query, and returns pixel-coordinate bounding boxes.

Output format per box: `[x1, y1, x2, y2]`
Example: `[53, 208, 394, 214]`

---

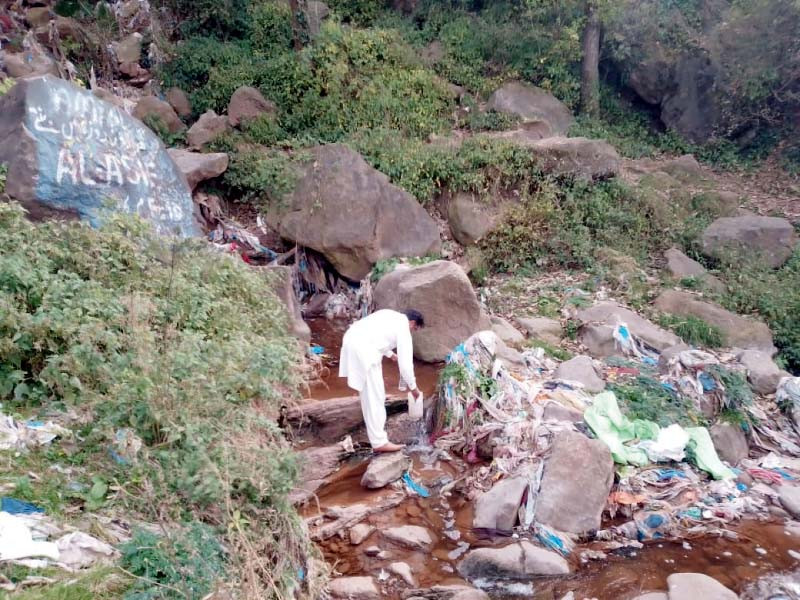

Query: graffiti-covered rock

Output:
[0, 76, 200, 237]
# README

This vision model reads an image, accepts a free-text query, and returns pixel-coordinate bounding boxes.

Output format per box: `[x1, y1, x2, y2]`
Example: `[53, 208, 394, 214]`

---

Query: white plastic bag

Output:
[407, 391, 424, 420]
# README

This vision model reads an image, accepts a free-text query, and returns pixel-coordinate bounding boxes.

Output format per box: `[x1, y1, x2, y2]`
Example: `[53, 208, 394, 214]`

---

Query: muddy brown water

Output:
[302, 318, 800, 598]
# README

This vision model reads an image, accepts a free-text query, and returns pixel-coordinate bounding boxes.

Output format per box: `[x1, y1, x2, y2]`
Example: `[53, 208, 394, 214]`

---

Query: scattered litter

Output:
[110, 428, 142, 465]
[535, 525, 575, 556]
[0, 413, 70, 451]
[0, 512, 59, 561]
[402, 472, 430, 498]
[56, 531, 116, 570]
[309, 345, 325, 355]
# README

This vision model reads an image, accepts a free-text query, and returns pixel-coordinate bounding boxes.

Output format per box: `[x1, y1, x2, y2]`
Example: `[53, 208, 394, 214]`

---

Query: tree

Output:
[580, 0, 601, 117]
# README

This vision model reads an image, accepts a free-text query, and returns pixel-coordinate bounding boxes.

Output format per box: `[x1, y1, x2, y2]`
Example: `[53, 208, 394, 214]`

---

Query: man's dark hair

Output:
[404, 309, 425, 328]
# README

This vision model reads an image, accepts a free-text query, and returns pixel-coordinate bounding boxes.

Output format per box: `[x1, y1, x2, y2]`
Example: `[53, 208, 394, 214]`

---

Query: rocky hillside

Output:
[1, 0, 800, 599]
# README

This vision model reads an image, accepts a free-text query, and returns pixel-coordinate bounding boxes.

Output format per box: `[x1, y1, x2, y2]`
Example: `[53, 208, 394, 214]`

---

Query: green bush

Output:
[222, 148, 300, 208]
[0, 202, 315, 596]
[326, 0, 388, 25]
[157, 0, 251, 40]
[611, 376, 702, 427]
[250, 1, 295, 54]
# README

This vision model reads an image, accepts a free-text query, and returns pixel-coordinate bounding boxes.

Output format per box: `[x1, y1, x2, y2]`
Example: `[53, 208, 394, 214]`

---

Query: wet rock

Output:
[349, 524, 374, 545]
[553, 355, 605, 393]
[663, 247, 725, 293]
[373, 261, 489, 362]
[364, 546, 381, 557]
[709, 422, 748, 465]
[389, 562, 416, 586]
[487, 82, 573, 136]
[305, 0, 331, 37]
[405, 585, 490, 600]
[289, 443, 350, 505]
[186, 110, 231, 148]
[167, 149, 228, 191]
[133, 96, 186, 134]
[736, 349, 789, 395]
[458, 541, 570, 581]
[361, 452, 410, 489]
[779, 485, 800, 520]
[535, 431, 614, 534]
[267, 144, 440, 281]
[517, 317, 562, 345]
[702, 215, 798, 269]
[542, 401, 583, 423]
[490, 316, 525, 346]
[666, 573, 737, 600]
[114, 32, 142, 64]
[228, 85, 276, 127]
[328, 576, 381, 600]
[654, 290, 775, 353]
[472, 476, 527, 532]
[166, 87, 192, 119]
[0, 75, 199, 237]
[265, 266, 311, 342]
[382, 525, 434, 551]
[577, 302, 681, 358]
[486, 131, 620, 180]
[446, 191, 502, 246]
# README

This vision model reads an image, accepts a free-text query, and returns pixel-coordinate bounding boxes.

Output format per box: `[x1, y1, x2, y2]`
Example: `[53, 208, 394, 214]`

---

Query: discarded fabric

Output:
[1, 497, 44, 515]
[55, 531, 116, 569]
[0, 512, 59, 561]
[402, 472, 430, 498]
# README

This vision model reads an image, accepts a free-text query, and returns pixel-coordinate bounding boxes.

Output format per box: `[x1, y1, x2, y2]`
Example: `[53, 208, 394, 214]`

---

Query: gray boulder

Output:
[265, 266, 311, 342]
[167, 149, 228, 191]
[737, 349, 789, 395]
[382, 526, 434, 551]
[577, 302, 681, 358]
[458, 541, 569, 581]
[517, 317, 562, 345]
[186, 110, 231, 148]
[702, 216, 798, 268]
[654, 290, 775, 353]
[779, 485, 800, 520]
[114, 32, 142, 64]
[166, 87, 192, 119]
[666, 573, 737, 600]
[542, 401, 583, 423]
[227, 86, 276, 127]
[267, 144, 440, 281]
[133, 95, 186, 134]
[360, 452, 410, 489]
[487, 82, 573, 136]
[552, 355, 605, 393]
[709, 422, 748, 465]
[305, 0, 331, 37]
[535, 431, 614, 534]
[328, 576, 381, 600]
[373, 261, 489, 362]
[4, 34, 59, 79]
[663, 247, 725, 294]
[446, 192, 501, 246]
[490, 316, 525, 346]
[0, 76, 199, 237]
[472, 477, 528, 532]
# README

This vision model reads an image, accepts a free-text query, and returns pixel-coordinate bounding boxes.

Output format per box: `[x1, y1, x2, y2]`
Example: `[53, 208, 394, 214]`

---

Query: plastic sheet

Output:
[686, 427, 735, 480]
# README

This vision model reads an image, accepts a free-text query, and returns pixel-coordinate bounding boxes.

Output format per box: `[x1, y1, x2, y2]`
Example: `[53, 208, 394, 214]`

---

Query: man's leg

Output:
[359, 364, 403, 452]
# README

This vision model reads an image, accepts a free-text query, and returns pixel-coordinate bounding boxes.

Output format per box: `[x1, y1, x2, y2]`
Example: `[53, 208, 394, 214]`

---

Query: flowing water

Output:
[301, 319, 800, 598]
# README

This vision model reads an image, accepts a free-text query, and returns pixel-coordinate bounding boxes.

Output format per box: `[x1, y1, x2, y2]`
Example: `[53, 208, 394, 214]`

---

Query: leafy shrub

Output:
[222, 148, 300, 208]
[250, 1, 295, 54]
[0, 202, 316, 596]
[0, 163, 7, 195]
[658, 314, 725, 348]
[326, 0, 388, 25]
[141, 114, 186, 147]
[156, 0, 251, 40]
[121, 524, 227, 600]
[611, 376, 702, 427]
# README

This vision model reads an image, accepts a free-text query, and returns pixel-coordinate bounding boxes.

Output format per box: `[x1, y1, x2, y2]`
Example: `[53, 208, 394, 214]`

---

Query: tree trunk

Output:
[288, 0, 303, 51]
[580, 1, 601, 118]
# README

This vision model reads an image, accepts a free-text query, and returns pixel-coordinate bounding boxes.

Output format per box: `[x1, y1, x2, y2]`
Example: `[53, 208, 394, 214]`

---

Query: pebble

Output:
[750, 561, 757, 566]
[441, 564, 454, 573]
[444, 519, 455, 529]
[755, 547, 767, 556]
[443, 529, 461, 541]
[447, 541, 470, 561]
[683, 542, 692, 550]
[789, 550, 800, 560]
[723, 551, 732, 557]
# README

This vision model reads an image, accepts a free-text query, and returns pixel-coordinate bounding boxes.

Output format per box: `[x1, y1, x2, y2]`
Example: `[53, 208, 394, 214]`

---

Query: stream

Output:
[300, 319, 800, 598]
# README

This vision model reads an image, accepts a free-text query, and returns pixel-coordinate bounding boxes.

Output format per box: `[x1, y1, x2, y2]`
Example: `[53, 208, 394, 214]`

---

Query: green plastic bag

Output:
[686, 427, 735, 480]
[584, 392, 652, 466]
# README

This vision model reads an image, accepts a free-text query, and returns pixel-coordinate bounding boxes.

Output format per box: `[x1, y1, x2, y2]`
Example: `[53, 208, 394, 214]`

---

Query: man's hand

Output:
[387, 351, 398, 362]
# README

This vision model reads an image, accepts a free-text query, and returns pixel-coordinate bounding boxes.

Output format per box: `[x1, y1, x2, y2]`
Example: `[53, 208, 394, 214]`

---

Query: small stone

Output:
[472, 476, 527, 532]
[552, 355, 606, 393]
[115, 33, 142, 65]
[780, 485, 800, 520]
[382, 526, 434, 551]
[166, 87, 192, 119]
[789, 549, 800, 560]
[755, 547, 767, 555]
[388, 562, 416, 586]
[361, 452, 410, 489]
[364, 546, 381, 557]
[666, 573, 737, 600]
[133, 96, 185, 134]
[228, 85, 277, 127]
[490, 315, 525, 346]
[328, 576, 380, 600]
[517, 316, 562, 345]
[186, 110, 231, 148]
[349, 523, 374, 545]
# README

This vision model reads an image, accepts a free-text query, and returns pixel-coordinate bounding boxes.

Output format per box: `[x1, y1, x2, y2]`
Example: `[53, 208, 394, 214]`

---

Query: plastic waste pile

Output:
[431, 327, 800, 550]
[0, 412, 71, 451]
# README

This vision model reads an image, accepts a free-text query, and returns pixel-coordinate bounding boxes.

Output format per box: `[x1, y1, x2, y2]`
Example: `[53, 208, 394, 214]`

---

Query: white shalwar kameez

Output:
[339, 309, 417, 448]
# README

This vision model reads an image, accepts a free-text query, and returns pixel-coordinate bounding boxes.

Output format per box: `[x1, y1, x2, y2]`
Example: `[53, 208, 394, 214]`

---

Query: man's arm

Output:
[396, 323, 417, 391]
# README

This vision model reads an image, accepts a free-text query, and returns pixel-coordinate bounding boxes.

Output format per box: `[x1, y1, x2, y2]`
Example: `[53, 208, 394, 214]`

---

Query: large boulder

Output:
[373, 261, 490, 362]
[114, 32, 142, 64]
[487, 82, 573, 136]
[576, 302, 681, 358]
[486, 130, 620, 180]
[517, 317, 562, 345]
[166, 87, 192, 119]
[458, 541, 569, 581]
[133, 96, 185, 134]
[472, 476, 528, 532]
[264, 266, 311, 342]
[0, 76, 199, 237]
[186, 110, 231, 148]
[666, 573, 737, 600]
[360, 452, 410, 489]
[267, 144, 440, 281]
[736, 349, 789, 395]
[534, 431, 614, 534]
[328, 576, 381, 600]
[663, 247, 725, 294]
[709, 422, 748, 465]
[552, 355, 605, 393]
[227, 85, 276, 127]
[489, 316, 525, 346]
[167, 149, 228, 191]
[701, 216, 798, 268]
[3, 34, 59, 79]
[446, 192, 502, 246]
[654, 290, 775, 353]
